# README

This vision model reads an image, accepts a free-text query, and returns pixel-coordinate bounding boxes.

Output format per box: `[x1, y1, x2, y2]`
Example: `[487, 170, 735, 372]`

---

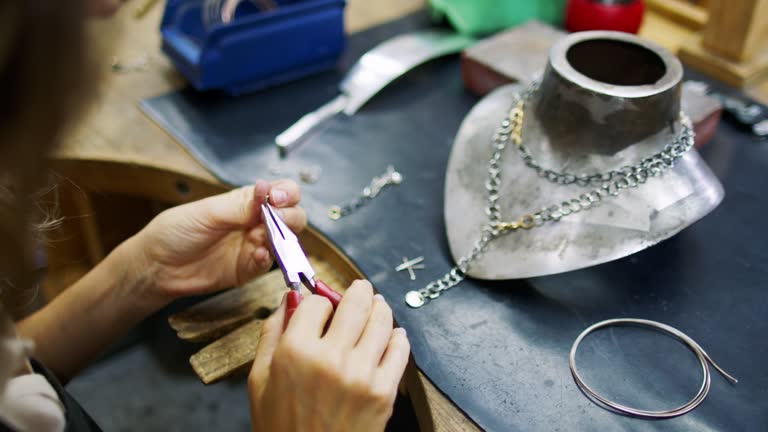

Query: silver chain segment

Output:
[405, 82, 695, 308]
[515, 83, 694, 188]
[328, 165, 403, 220]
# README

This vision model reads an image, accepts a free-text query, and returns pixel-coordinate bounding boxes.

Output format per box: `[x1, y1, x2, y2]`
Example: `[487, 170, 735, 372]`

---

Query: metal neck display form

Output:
[534, 31, 684, 156]
[443, 30, 724, 281]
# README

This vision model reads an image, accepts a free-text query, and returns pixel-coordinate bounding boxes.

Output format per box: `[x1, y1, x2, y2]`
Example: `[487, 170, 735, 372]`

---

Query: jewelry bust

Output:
[443, 31, 724, 281]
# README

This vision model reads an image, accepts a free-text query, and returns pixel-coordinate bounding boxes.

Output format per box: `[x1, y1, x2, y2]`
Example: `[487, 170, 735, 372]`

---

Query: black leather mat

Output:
[141, 14, 768, 431]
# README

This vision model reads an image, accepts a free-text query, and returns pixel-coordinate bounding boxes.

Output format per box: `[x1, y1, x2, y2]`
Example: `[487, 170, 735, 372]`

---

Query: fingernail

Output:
[374, 293, 386, 302]
[395, 327, 407, 336]
[271, 189, 288, 206]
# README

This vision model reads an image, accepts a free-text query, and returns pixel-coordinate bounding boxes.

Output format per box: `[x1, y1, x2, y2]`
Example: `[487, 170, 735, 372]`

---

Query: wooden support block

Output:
[646, 0, 708, 30]
[191, 319, 265, 384]
[701, 0, 768, 62]
[169, 257, 348, 342]
[639, 10, 698, 53]
[680, 34, 768, 87]
[169, 267, 292, 342]
[169, 228, 358, 384]
[170, 247, 353, 384]
[678, 0, 768, 88]
[461, 21, 565, 97]
[682, 85, 723, 148]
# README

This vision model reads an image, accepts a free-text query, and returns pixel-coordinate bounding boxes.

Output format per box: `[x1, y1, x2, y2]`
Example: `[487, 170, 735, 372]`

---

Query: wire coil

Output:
[569, 318, 738, 418]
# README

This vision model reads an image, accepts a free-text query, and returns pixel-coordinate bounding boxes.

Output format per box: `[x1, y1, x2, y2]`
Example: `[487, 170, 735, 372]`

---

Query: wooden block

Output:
[169, 257, 347, 342]
[701, 0, 768, 62]
[645, 0, 708, 30]
[172, 247, 353, 384]
[682, 84, 723, 148]
[461, 21, 565, 96]
[680, 34, 768, 87]
[168, 268, 289, 342]
[638, 10, 698, 53]
[191, 318, 265, 384]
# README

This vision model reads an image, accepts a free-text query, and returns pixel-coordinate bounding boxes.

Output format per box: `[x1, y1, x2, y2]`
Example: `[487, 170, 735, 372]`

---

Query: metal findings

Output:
[509, 100, 525, 146]
[328, 206, 343, 221]
[327, 165, 403, 220]
[298, 166, 322, 184]
[569, 318, 737, 418]
[405, 290, 426, 308]
[267, 163, 322, 184]
[395, 256, 425, 280]
[111, 53, 150, 74]
[494, 214, 536, 232]
[753, 119, 768, 137]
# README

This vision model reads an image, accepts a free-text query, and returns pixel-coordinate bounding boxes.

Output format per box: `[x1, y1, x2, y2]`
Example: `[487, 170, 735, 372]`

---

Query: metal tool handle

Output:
[275, 94, 348, 156]
[314, 279, 342, 308]
[283, 279, 342, 329]
[285, 290, 303, 329]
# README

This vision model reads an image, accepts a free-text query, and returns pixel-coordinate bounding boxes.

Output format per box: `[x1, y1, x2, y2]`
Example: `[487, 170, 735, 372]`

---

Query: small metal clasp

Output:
[519, 214, 535, 229]
[369, 165, 402, 198]
[405, 290, 426, 308]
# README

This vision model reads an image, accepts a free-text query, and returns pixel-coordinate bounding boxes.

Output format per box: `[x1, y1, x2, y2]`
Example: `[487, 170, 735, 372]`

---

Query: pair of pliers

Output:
[261, 198, 343, 326]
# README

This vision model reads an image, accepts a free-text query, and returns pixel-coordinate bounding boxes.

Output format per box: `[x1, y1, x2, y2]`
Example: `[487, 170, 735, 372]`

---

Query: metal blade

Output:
[341, 30, 476, 115]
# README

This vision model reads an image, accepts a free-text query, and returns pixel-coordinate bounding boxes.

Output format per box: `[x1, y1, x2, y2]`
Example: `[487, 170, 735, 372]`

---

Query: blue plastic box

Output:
[161, 0, 346, 95]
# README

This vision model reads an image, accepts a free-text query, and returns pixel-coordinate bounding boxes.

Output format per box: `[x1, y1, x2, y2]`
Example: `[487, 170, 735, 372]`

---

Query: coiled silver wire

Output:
[569, 318, 738, 418]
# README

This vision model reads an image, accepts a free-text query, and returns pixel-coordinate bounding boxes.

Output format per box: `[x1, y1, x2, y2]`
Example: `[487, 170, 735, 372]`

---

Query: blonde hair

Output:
[0, 1, 91, 317]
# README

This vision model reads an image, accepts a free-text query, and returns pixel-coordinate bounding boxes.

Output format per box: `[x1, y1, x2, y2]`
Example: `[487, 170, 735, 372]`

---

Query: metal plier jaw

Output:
[261, 200, 316, 292]
[261, 198, 343, 327]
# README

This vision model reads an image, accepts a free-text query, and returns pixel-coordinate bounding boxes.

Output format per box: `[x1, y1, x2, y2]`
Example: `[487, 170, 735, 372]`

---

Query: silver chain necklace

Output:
[405, 82, 695, 308]
[328, 165, 403, 220]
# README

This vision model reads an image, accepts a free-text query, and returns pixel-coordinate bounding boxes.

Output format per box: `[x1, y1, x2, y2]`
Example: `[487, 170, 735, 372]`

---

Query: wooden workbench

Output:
[50, 1, 479, 431]
[53, 0, 439, 204]
[49, 2, 766, 431]
[52, 1, 767, 204]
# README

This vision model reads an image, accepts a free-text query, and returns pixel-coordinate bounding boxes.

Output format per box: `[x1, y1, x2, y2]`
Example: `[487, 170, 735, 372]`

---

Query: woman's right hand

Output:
[248, 281, 411, 432]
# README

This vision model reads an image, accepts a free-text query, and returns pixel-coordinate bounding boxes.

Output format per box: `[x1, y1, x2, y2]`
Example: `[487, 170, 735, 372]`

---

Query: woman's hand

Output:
[132, 179, 306, 307]
[248, 281, 411, 432]
[18, 180, 303, 381]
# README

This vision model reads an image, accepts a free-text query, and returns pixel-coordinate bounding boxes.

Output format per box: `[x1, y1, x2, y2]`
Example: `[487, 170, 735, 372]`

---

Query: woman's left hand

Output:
[130, 179, 306, 306]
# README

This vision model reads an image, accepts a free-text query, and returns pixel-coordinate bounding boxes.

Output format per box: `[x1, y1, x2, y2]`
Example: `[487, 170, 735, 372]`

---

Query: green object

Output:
[430, 0, 566, 35]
